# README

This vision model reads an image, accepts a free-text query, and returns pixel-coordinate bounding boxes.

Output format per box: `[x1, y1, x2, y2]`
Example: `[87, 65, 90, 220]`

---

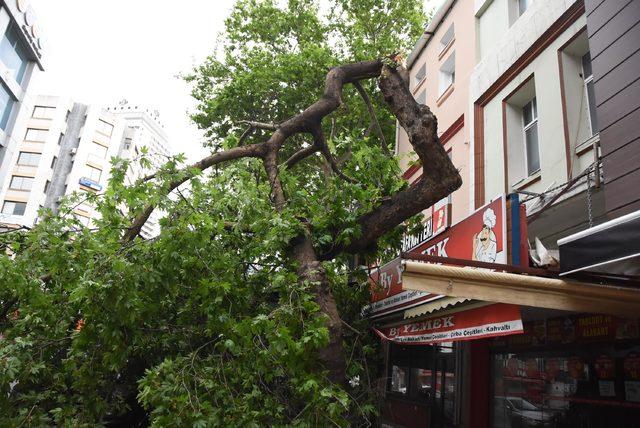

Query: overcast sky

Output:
[30, 0, 444, 162]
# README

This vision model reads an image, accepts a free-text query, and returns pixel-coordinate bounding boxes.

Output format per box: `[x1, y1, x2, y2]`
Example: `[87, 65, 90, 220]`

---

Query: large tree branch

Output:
[124, 60, 384, 241]
[321, 65, 462, 259]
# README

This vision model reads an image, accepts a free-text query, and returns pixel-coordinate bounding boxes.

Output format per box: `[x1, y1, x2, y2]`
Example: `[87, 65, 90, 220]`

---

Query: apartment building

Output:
[0, 0, 45, 201]
[374, 1, 640, 427]
[0, 95, 124, 227]
[471, 0, 600, 248]
[398, 0, 475, 226]
[107, 100, 172, 239]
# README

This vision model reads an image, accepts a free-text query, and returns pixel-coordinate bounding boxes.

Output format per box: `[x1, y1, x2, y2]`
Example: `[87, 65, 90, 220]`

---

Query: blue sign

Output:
[79, 177, 102, 191]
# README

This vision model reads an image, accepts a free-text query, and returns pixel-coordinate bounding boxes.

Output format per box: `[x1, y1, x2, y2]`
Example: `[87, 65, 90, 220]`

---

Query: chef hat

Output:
[483, 208, 496, 229]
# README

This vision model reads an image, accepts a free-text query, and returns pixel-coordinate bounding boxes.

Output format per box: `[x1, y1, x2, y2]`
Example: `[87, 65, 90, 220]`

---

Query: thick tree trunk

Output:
[291, 233, 346, 384]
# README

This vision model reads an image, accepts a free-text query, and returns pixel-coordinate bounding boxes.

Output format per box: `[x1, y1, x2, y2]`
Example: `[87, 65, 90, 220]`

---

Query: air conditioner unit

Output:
[70, 148, 77, 156]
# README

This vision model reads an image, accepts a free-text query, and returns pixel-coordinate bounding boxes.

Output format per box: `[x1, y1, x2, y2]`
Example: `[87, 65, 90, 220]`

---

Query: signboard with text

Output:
[375, 303, 523, 345]
[366, 196, 507, 317]
[364, 257, 441, 317]
[407, 196, 506, 263]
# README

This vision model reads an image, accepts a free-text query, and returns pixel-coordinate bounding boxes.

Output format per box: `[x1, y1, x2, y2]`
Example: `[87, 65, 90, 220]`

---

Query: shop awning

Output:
[401, 261, 640, 318]
[375, 302, 523, 345]
[557, 209, 640, 277]
[403, 296, 470, 319]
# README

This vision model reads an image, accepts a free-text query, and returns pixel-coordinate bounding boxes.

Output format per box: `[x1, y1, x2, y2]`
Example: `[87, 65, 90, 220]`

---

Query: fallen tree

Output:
[0, 1, 459, 425]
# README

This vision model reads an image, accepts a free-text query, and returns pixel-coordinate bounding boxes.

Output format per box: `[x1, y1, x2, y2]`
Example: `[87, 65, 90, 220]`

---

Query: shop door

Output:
[431, 347, 458, 428]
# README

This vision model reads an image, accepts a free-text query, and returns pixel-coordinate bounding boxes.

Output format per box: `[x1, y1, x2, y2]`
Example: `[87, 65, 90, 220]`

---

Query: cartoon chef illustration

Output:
[472, 208, 497, 262]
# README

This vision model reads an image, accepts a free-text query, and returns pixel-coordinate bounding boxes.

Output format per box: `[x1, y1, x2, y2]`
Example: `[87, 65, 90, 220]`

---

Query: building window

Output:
[0, 83, 14, 131]
[0, 23, 28, 84]
[50, 156, 58, 170]
[9, 175, 34, 191]
[413, 63, 426, 89]
[58, 133, 64, 145]
[440, 24, 455, 53]
[522, 98, 540, 175]
[85, 165, 102, 182]
[518, 0, 531, 16]
[1, 200, 26, 215]
[582, 52, 598, 136]
[25, 128, 48, 142]
[439, 52, 456, 96]
[96, 119, 114, 137]
[415, 89, 427, 105]
[91, 142, 109, 159]
[32, 106, 56, 120]
[17, 151, 41, 166]
[44, 180, 51, 193]
[505, 77, 540, 185]
[388, 344, 433, 398]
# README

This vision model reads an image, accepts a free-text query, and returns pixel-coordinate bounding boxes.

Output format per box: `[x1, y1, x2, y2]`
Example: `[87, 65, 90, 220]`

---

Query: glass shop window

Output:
[388, 344, 434, 399]
[491, 345, 640, 428]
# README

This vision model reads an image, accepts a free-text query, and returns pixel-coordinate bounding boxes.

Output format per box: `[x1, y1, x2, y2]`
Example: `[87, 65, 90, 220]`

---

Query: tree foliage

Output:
[0, 1, 446, 426]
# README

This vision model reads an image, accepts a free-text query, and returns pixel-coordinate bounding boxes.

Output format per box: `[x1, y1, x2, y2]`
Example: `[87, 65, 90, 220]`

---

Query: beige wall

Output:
[475, 9, 587, 209]
[397, 0, 475, 224]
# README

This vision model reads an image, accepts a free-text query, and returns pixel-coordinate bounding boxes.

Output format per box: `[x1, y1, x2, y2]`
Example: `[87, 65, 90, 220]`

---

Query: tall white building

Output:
[0, 0, 45, 206]
[107, 100, 172, 239]
[0, 95, 173, 236]
[0, 95, 123, 227]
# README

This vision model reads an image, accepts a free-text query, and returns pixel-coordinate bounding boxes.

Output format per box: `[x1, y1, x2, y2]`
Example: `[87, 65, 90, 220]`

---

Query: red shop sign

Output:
[375, 303, 523, 345]
[365, 257, 440, 317]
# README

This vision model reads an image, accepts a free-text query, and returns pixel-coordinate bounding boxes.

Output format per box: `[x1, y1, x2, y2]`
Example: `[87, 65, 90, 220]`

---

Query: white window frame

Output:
[1, 200, 26, 215]
[25, 128, 48, 142]
[32, 106, 56, 120]
[522, 98, 540, 176]
[85, 165, 102, 182]
[17, 151, 41, 166]
[438, 52, 456, 97]
[9, 175, 33, 191]
[581, 52, 598, 137]
[97, 119, 114, 137]
[518, 0, 531, 16]
[439, 24, 455, 54]
[91, 142, 109, 159]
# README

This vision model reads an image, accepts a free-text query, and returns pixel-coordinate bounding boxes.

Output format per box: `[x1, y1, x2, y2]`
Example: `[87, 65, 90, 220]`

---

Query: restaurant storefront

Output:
[369, 195, 640, 428]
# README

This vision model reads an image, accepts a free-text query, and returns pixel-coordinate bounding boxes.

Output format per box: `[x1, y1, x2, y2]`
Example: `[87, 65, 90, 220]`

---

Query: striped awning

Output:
[403, 296, 470, 319]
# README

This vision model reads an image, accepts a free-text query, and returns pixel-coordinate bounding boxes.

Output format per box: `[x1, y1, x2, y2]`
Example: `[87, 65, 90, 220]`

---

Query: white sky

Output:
[29, 0, 444, 162]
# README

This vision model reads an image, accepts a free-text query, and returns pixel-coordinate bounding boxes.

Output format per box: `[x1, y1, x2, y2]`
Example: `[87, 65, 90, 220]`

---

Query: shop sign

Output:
[374, 303, 523, 345]
[367, 196, 507, 317]
[79, 177, 102, 191]
[364, 257, 439, 317]
[406, 196, 507, 263]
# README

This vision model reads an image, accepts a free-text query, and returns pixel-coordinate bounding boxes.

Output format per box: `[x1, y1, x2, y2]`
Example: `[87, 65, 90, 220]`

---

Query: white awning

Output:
[403, 296, 471, 319]
[401, 261, 640, 318]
